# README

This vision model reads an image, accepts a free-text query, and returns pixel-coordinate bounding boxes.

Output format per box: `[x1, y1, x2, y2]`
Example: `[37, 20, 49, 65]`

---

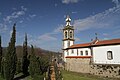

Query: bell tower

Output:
[63, 15, 74, 62]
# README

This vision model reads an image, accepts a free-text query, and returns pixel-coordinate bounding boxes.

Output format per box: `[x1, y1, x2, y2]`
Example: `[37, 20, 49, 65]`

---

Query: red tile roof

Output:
[95, 38, 120, 46]
[67, 38, 120, 49]
[68, 42, 91, 49]
[66, 56, 92, 58]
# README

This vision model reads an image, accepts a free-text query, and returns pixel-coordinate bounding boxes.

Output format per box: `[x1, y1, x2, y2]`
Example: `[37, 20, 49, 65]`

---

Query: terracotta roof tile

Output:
[68, 38, 120, 49]
[68, 42, 91, 49]
[95, 38, 120, 46]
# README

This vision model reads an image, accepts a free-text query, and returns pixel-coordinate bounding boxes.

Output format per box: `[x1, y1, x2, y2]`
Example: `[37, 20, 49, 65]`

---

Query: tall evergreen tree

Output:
[22, 33, 29, 76]
[29, 45, 40, 78]
[16, 59, 22, 74]
[4, 23, 17, 80]
[0, 35, 2, 73]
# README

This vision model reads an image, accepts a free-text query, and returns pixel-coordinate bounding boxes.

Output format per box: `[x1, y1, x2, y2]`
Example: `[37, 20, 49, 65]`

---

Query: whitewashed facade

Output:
[63, 16, 120, 65]
[93, 44, 120, 64]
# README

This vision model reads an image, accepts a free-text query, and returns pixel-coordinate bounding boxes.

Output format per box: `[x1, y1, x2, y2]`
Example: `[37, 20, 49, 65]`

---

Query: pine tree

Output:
[22, 34, 29, 76]
[4, 23, 17, 80]
[0, 35, 2, 73]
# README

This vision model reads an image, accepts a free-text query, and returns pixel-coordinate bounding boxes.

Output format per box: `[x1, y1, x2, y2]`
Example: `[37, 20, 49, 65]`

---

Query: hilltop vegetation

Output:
[0, 24, 62, 80]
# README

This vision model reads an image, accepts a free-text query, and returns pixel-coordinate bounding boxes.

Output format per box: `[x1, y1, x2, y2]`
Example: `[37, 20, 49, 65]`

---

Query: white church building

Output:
[62, 15, 120, 77]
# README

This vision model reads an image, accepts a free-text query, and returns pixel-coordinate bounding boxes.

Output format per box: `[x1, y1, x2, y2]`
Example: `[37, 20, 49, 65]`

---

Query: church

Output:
[62, 15, 120, 78]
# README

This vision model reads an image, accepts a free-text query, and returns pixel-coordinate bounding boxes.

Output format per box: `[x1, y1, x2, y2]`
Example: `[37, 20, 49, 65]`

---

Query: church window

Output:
[107, 51, 113, 60]
[80, 51, 83, 55]
[65, 31, 67, 38]
[67, 50, 69, 55]
[71, 49, 74, 54]
[85, 50, 88, 55]
[70, 31, 72, 38]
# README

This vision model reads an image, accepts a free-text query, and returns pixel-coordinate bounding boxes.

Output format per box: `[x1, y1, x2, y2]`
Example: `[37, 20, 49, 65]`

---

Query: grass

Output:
[62, 70, 120, 80]
[0, 76, 4, 80]
[14, 73, 44, 80]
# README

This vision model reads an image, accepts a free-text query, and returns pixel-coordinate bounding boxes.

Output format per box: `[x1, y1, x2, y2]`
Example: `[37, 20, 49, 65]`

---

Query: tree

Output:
[29, 45, 40, 78]
[22, 34, 29, 76]
[0, 35, 2, 73]
[16, 59, 22, 74]
[4, 23, 17, 80]
[39, 56, 49, 75]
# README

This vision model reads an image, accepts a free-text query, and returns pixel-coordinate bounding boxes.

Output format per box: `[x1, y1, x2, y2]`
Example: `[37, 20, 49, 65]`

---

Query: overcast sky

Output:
[0, 0, 120, 52]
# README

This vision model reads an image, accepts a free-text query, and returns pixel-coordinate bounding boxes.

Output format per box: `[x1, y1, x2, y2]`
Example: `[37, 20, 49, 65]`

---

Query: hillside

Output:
[2, 45, 61, 58]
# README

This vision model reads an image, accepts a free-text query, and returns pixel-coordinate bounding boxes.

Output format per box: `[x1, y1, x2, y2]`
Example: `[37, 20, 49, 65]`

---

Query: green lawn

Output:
[62, 70, 119, 80]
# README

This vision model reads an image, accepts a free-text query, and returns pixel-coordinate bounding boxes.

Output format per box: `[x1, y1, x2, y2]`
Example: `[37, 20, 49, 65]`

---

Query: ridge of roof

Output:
[67, 38, 120, 49]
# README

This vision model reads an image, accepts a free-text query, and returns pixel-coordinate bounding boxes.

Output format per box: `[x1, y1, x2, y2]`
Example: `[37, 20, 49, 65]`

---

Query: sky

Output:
[0, 0, 120, 52]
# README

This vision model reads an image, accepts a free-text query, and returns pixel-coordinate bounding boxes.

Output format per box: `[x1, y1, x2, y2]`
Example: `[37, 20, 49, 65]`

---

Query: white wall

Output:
[93, 45, 120, 64]
[70, 41, 74, 46]
[63, 50, 68, 62]
[63, 41, 68, 49]
[68, 48, 91, 56]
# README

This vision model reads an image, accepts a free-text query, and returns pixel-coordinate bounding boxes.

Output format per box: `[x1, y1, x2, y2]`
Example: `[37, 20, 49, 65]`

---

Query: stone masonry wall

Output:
[66, 58, 120, 78]
[66, 58, 91, 73]
[90, 64, 120, 78]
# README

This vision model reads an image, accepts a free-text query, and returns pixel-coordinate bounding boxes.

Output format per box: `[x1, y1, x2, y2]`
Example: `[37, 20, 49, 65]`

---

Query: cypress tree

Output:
[4, 23, 17, 80]
[22, 34, 29, 76]
[16, 59, 22, 74]
[0, 35, 2, 73]
[29, 45, 39, 78]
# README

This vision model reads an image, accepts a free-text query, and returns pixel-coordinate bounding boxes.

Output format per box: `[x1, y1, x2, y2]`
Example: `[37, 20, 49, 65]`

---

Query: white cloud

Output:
[3, 6, 27, 23]
[75, 37, 81, 42]
[62, 0, 79, 4]
[19, 20, 23, 23]
[112, 0, 120, 7]
[53, 24, 64, 33]
[29, 14, 36, 18]
[21, 6, 27, 11]
[103, 33, 109, 36]
[38, 33, 57, 41]
[73, 4, 120, 32]
[55, 3, 58, 7]
[72, 11, 77, 14]
[0, 23, 8, 33]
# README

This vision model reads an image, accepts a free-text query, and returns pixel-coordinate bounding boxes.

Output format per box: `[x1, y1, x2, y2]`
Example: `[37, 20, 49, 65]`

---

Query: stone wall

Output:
[90, 64, 120, 78]
[66, 58, 91, 73]
[65, 58, 120, 78]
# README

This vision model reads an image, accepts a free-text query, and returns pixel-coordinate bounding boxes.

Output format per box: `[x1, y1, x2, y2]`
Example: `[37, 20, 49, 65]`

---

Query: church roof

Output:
[67, 38, 120, 49]
[68, 42, 91, 49]
[94, 38, 120, 46]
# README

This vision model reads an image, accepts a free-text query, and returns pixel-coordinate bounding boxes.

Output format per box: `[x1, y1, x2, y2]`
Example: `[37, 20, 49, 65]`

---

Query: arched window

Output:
[85, 50, 88, 55]
[107, 51, 113, 60]
[65, 31, 67, 38]
[71, 49, 74, 54]
[81, 51, 83, 55]
[70, 31, 72, 38]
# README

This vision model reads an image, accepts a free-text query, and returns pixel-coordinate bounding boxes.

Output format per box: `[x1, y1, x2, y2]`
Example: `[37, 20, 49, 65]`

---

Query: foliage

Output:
[22, 34, 29, 76]
[0, 36, 2, 73]
[29, 45, 40, 78]
[16, 59, 22, 74]
[54, 63, 63, 80]
[4, 24, 17, 80]
[1, 58, 5, 78]
[39, 56, 49, 75]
